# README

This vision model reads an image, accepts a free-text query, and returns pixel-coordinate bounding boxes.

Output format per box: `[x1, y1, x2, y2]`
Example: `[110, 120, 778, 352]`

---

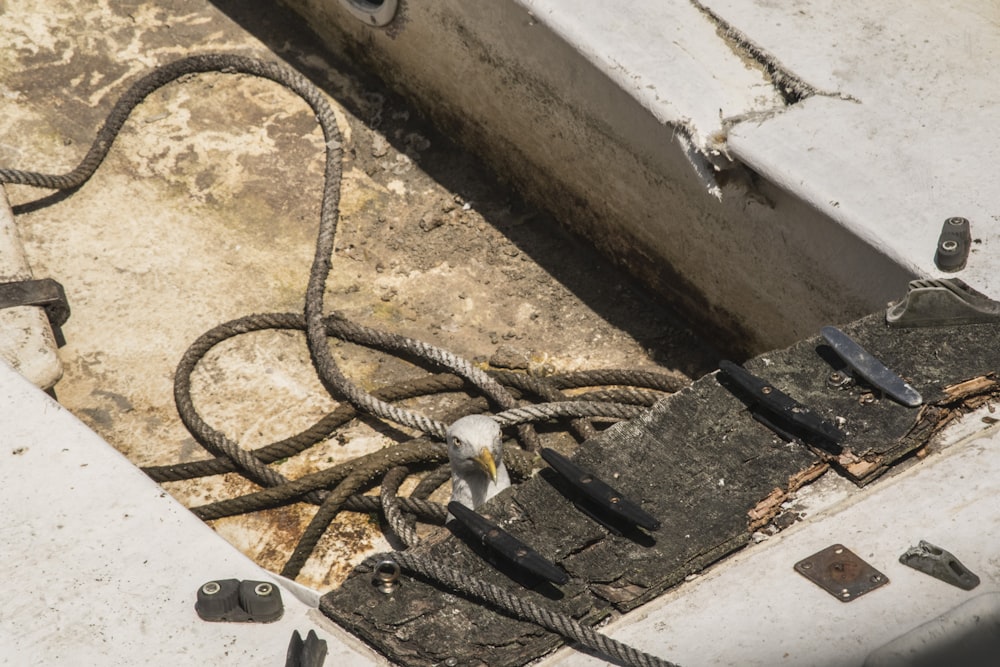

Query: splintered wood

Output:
[321, 314, 1000, 666]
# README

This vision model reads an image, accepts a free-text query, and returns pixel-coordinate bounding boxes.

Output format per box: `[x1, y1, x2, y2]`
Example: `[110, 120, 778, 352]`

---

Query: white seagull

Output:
[446, 414, 511, 517]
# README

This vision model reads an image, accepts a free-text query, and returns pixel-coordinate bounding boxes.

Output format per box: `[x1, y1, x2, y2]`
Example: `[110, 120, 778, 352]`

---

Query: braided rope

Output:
[548, 369, 688, 393]
[488, 370, 597, 441]
[380, 466, 420, 549]
[492, 401, 645, 427]
[2, 53, 685, 667]
[409, 464, 451, 501]
[341, 492, 448, 524]
[144, 372, 468, 483]
[572, 387, 666, 407]
[192, 437, 447, 521]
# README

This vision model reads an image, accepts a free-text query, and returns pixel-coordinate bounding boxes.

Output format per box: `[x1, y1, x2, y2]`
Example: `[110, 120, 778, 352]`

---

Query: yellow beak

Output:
[473, 447, 498, 483]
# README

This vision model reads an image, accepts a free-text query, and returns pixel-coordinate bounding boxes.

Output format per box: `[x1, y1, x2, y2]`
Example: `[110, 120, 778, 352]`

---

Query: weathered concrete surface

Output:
[321, 313, 1000, 666]
[0, 1, 712, 591]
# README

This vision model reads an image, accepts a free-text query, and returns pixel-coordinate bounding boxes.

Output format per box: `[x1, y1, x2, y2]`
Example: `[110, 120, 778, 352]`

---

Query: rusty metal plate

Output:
[794, 544, 889, 602]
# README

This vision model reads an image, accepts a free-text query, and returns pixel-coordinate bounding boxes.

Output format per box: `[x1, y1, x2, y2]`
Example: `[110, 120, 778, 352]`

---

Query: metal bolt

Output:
[841, 589, 851, 598]
[947, 217, 968, 226]
[801, 562, 813, 570]
[373, 559, 401, 594]
[254, 582, 272, 597]
[761, 386, 773, 394]
[201, 581, 221, 595]
[827, 371, 852, 388]
[941, 240, 959, 252]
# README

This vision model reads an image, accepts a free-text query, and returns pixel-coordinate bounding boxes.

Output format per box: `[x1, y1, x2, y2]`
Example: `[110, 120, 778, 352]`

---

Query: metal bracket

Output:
[934, 216, 972, 272]
[371, 559, 401, 594]
[820, 326, 922, 407]
[899, 540, 980, 590]
[0, 278, 70, 342]
[540, 447, 660, 532]
[794, 544, 889, 602]
[719, 360, 845, 451]
[195, 579, 284, 623]
[886, 278, 1000, 328]
[448, 501, 568, 585]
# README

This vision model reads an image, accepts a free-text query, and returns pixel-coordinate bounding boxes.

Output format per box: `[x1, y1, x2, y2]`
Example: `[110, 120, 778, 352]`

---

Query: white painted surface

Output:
[541, 416, 1000, 667]
[0, 360, 382, 666]
[520, 0, 785, 152]
[526, 0, 1000, 302]
[288, 0, 1000, 351]
[716, 0, 1000, 300]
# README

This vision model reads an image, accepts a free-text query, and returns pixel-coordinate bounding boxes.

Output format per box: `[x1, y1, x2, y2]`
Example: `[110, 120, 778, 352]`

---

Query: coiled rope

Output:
[1, 53, 684, 667]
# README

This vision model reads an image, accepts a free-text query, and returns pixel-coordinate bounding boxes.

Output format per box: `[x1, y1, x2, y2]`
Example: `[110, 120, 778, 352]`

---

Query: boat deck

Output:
[1, 1, 999, 665]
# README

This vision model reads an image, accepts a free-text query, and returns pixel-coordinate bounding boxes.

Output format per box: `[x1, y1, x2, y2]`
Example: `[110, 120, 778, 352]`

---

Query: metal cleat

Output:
[887, 278, 1000, 328]
[820, 326, 922, 407]
[899, 540, 980, 591]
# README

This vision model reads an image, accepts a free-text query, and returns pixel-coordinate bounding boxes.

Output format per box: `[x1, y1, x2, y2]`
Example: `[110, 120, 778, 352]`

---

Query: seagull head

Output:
[446, 414, 511, 514]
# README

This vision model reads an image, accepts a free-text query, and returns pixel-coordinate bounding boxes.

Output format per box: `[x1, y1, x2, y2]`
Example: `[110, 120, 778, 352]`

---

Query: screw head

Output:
[201, 581, 221, 596]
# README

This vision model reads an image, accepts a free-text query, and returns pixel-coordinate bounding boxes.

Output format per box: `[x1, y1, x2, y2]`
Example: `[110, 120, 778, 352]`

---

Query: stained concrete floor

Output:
[0, 1, 716, 590]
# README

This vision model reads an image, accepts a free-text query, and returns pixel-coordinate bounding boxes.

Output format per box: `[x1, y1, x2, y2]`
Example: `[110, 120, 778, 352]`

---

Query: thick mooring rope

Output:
[1, 53, 684, 667]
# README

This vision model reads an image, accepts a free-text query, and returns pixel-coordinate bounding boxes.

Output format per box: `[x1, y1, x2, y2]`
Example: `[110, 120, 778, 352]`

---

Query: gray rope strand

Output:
[349, 552, 679, 667]
[488, 370, 598, 441]
[192, 438, 447, 521]
[324, 314, 541, 450]
[409, 464, 451, 500]
[343, 493, 447, 524]
[380, 466, 421, 549]
[548, 369, 688, 393]
[492, 401, 645, 427]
